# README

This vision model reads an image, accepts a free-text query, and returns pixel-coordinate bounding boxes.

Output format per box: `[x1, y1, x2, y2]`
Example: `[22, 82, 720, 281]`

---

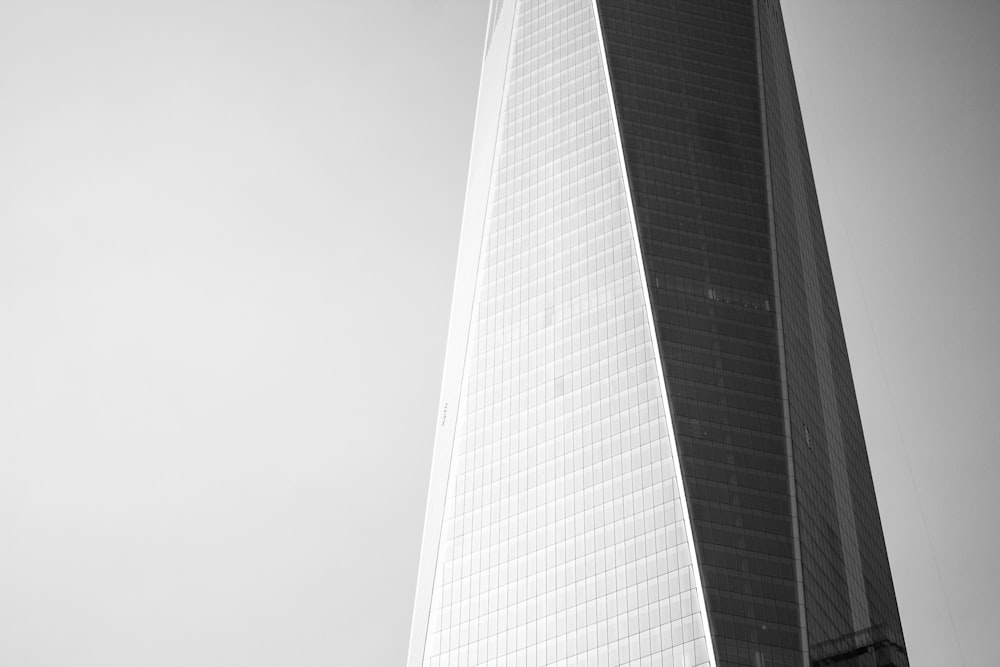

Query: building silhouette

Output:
[409, 1, 908, 666]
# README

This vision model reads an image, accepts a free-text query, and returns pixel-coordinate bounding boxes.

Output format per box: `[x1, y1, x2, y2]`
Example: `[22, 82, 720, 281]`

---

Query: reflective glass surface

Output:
[758, 1, 907, 664]
[596, 2, 800, 665]
[595, 1, 908, 665]
[414, 2, 909, 666]
[422, 1, 710, 665]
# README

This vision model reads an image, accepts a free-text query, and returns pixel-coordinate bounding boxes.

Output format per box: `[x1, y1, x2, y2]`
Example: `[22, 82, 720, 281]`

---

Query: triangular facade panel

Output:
[411, 1, 713, 665]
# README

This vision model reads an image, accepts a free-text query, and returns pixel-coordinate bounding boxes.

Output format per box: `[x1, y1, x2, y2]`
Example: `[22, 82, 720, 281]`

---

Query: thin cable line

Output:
[784, 9, 968, 666]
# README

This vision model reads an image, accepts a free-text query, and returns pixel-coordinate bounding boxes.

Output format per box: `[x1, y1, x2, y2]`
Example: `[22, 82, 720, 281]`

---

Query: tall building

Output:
[409, 1, 908, 666]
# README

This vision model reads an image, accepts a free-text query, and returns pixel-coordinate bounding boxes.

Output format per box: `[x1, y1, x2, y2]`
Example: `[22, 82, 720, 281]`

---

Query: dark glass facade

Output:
[596, 1, 908, 665]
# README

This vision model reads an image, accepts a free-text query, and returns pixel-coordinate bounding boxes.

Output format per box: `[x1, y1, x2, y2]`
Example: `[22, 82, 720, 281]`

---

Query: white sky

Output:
[1, 1, 997, 665]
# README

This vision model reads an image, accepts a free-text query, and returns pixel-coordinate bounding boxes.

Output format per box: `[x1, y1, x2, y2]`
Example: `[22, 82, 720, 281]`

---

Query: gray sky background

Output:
[1, 1, 996, 665]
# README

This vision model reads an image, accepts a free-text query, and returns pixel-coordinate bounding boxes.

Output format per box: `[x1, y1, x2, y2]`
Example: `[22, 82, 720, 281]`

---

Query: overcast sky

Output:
[1, 1, 997, 665]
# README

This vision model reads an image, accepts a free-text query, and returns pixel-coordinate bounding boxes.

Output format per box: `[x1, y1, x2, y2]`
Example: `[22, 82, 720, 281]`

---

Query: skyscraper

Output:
[409, 1, 908, 665]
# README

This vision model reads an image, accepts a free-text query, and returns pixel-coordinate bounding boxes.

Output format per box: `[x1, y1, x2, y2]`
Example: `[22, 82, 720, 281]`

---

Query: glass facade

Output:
[755, 2, 908, 665]
[411, 2, 908, 666]
[420, 2, 711, 665]
[595, 2, 801, 665]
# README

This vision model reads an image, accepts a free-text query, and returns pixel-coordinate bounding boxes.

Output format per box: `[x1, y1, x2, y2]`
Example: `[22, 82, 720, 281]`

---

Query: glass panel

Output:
[423, 1, 710, 665]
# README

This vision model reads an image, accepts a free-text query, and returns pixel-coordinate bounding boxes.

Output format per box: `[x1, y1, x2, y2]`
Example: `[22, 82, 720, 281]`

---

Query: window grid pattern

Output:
[595, 1, 800, 666]
[423, 1, 710, 665]
[595, 1, 908, 666]
[758, 1, 908, 664]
